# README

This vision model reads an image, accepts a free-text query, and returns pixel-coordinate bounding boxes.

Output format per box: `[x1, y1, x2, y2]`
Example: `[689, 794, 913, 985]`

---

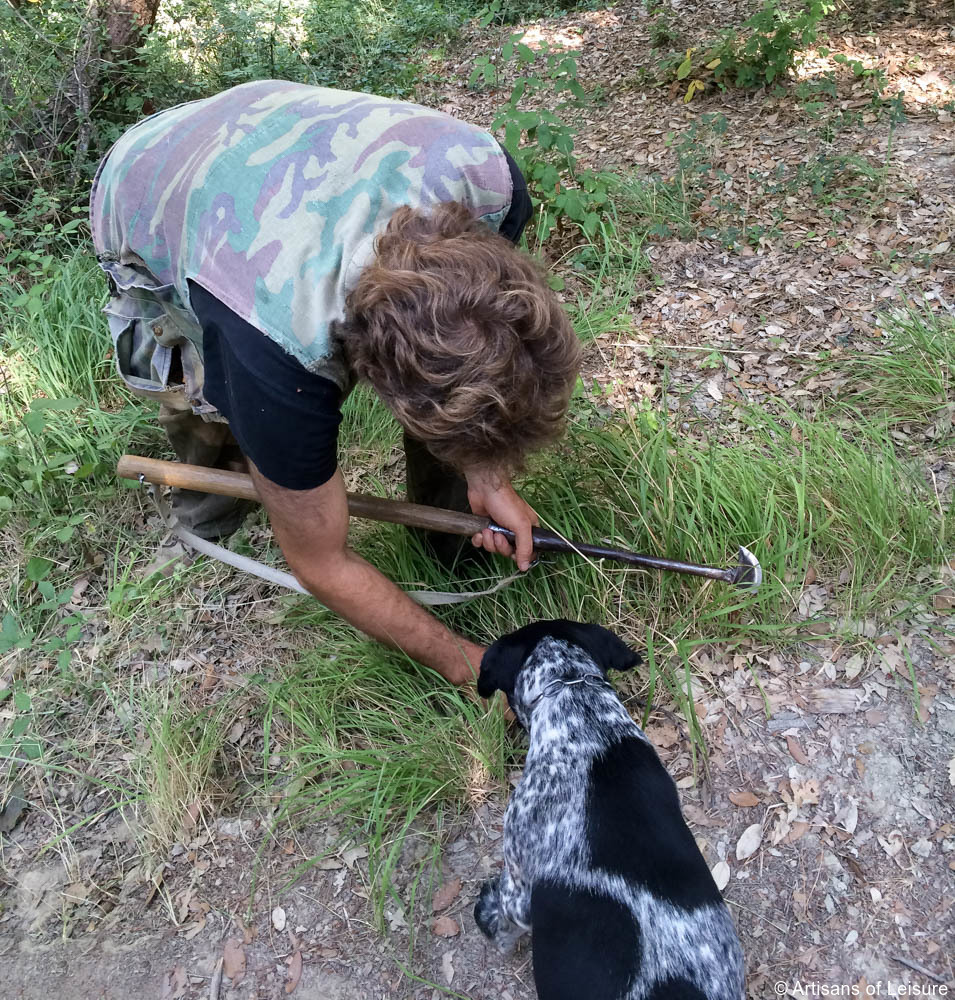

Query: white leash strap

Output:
[145, 483, 530, 607]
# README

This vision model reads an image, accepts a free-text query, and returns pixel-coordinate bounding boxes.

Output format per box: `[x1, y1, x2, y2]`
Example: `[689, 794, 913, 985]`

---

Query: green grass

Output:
[614, 171, 698, 240]
[257, 385, 949, 921]
[565, 216, 654, 343]
[107, 680, 243, 851]
[814, 306, 954, 442]
[260, 638, 510, 927]
[0, 252, 163, 525]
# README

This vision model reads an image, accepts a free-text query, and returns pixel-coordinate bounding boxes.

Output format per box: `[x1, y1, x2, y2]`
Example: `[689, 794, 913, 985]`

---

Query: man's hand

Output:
[465, 468, 538, 572]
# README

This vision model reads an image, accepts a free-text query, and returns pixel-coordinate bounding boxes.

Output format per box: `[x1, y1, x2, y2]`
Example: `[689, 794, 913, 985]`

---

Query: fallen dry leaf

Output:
[442, 950, 455, 986]
[386, 905, 407, 932]
[736, 823, 763, 861]
[711, 860, 731, 891]
[933, 591, 954, 611]
[182, 916, 206, 940]
[62, 882, 90, 904]
[843, 653, 865, 680]
[222, 938, 246, 985]
[432, 916, 461, 937]
[878, 831, 905, 858]
[285, 950, 302, 994]
[343, 845, 368, 869]
[432, 878, 462, 913]
[650, 722, 680, 748]
[236, 915, 255, 945]
[836, 800, 859, 835]
[790, 778, 820, 808]
[182, 800, 201, 832]
[783, 820, 810, 844]
[161, 964, 189, 1000]
[729, 790, 760, 808]
[786, 735, 810, 765]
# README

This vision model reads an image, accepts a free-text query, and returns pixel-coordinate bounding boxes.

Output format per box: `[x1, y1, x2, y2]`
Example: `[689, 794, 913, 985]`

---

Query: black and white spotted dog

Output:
[474, 620, 745, 1000]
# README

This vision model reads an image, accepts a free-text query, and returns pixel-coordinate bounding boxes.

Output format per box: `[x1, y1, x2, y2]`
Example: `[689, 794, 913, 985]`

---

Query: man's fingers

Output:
[479, 527, 512, 557]
[514, 524, 534, 571]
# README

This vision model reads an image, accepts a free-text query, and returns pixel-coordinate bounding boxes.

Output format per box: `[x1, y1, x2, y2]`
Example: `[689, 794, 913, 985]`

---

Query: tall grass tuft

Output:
[0, 250, 163, 526]
[261, 638, 510, 926]
[815, 306, 954, 442]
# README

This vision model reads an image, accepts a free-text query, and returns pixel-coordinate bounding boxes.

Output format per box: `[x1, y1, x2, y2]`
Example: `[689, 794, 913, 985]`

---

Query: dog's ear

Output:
[477, 633, 532, 698]
[561, 622, 642, 675]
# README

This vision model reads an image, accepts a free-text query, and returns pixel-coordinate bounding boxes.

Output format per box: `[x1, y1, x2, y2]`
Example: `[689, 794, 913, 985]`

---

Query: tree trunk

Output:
[105, 0, 161, 64]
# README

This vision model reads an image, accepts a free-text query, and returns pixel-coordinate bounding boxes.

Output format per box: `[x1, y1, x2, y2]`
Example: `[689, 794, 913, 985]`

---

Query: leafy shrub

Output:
[664, 0, 835, 100]
[718, 0, 834, 88]
[477, 0, 600, 26]
[471, 34, 613, 241]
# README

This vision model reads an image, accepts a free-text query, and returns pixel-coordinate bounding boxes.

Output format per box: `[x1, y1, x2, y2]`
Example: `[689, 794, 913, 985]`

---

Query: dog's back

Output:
[529, 732, 743, 1000]
[476, 621, 745, 1000]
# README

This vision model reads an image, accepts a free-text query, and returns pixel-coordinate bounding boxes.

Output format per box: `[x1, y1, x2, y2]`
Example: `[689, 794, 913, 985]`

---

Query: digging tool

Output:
[117, 454, 762, 590]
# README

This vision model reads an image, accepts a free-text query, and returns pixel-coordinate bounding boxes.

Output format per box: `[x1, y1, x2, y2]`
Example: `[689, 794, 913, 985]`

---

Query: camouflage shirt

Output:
[90, 80, 515, 386]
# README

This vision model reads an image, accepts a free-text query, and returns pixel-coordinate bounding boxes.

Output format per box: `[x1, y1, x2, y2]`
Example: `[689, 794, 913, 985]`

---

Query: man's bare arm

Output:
[250, 463, 484, 685]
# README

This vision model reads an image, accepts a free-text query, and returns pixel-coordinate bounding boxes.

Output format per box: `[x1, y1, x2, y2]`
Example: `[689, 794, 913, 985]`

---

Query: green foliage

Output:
[471, 34, 613, 240]
[300, 0, 459, 95]
[816, 307, 955, 443]
[660, 0, 838, 99]
[263, 644, 509, 927]
[0, 0, 501, 270]
[718, 0, 834, 88]
[477, 0, 596, 26]
[0, 251, 160, 697]
[0, 0, 601, 270]
[154, 0, 462, 98]
[0, 1, 94, 210]
[0, 687, 43, 763]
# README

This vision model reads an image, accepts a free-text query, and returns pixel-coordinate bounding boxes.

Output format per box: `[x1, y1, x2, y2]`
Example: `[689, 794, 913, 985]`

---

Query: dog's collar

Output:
[525, 673, 610, 710]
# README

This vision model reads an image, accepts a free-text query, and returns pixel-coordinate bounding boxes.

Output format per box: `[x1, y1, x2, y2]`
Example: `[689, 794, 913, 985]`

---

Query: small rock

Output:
[911, 838, 933, 858]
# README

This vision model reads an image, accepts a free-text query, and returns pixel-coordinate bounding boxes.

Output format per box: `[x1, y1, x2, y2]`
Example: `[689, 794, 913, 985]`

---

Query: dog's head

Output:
[478, 619, 641, 723]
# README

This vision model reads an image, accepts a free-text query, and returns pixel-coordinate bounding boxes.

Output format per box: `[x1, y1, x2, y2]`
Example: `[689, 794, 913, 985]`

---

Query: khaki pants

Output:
[157, 394, 258, 540]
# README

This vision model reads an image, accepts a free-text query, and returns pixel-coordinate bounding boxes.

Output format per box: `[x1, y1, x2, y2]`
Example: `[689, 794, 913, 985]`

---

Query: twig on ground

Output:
[888, 954, 949, 985]
[209, 957, 224, 1000]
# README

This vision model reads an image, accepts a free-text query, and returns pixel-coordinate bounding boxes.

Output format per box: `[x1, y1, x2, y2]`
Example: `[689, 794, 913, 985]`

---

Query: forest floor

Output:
[2, 0, 953, 997]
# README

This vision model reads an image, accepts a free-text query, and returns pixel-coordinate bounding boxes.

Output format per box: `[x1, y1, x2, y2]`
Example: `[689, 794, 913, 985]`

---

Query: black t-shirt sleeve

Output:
[499, 148, 534, 244]
[189, 281, 343, 491]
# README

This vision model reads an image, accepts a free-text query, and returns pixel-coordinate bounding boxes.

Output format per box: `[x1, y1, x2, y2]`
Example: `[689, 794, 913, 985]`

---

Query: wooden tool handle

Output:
[117, 455, 757, 585]
[117, 454, 492, 537]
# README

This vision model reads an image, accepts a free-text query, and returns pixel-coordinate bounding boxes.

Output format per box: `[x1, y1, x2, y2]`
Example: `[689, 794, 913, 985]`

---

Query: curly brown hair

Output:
[344, 203, 581, 473]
